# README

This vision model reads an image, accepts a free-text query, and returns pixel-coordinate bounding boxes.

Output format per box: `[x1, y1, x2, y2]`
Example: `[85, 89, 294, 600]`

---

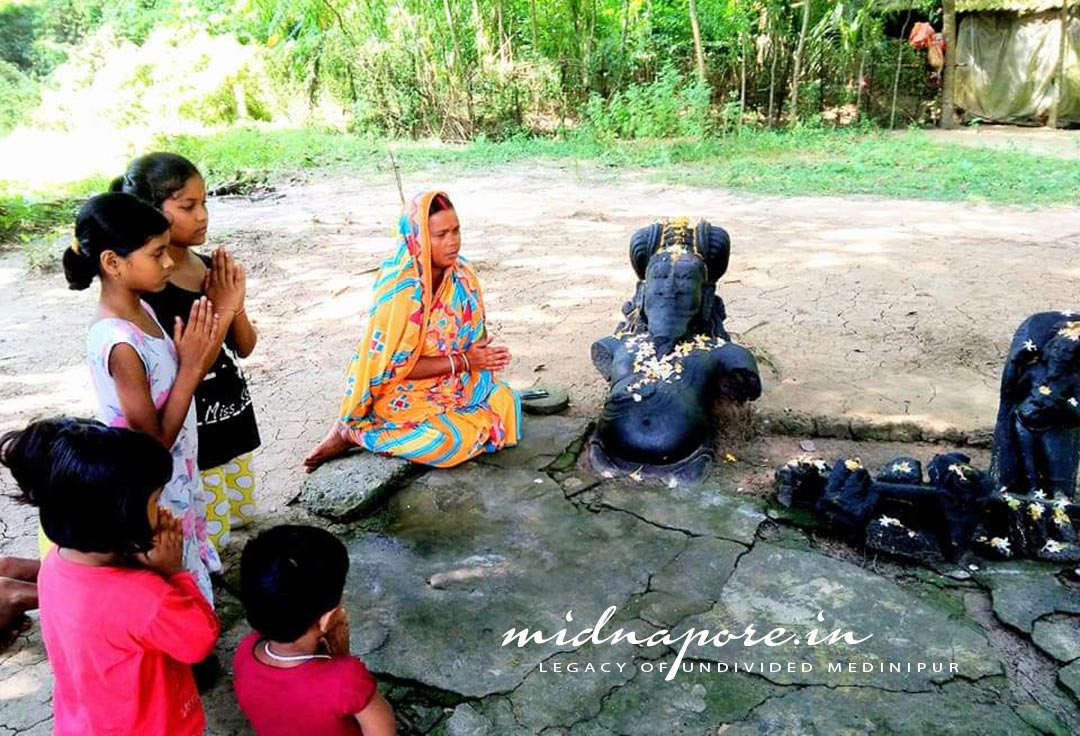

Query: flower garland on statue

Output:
[622, 333, 724, 401]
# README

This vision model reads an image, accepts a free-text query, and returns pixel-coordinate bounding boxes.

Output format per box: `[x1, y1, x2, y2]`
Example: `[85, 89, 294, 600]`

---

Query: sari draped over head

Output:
[337, 190, 521, 467]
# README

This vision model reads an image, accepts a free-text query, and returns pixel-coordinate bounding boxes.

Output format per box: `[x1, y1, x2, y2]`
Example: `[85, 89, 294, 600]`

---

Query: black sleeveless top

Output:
[143, 253, 261, 470]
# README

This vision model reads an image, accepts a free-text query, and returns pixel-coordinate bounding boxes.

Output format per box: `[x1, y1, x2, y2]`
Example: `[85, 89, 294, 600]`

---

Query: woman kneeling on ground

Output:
[305, 191, 521, 471]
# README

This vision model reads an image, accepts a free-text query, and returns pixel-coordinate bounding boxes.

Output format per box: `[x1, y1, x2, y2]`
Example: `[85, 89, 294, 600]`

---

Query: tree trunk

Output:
[740, 33, 747, 126]
[442, 0, 470, 131]
[619, 0, 631, 86]
[473, 0, 489, 72]
[529, 0, 539, 51]
[688, 0, 708, 81]
[1048, 0, 1071, 127]
[497, 0, 509, 64]
[890, 11, 912, 129]
[443, 0, 464, 75]
[855, 49, 867, 123]
[789, 0, 811, 126]
[941, 0, 958, 129]
[768, 31, 779, 126]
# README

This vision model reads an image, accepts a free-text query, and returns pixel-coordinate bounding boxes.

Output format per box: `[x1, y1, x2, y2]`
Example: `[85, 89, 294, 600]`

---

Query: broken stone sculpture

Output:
[975, 311, 1080, 560]
[589, 218, 762, 484]
[775, 311, 1080, 563]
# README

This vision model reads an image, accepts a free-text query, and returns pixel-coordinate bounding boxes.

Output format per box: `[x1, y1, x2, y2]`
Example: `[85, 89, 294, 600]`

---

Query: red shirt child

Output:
[233, 632, 377, 735]
[38, 549, 219, 735]
[233, 525, 396, 736]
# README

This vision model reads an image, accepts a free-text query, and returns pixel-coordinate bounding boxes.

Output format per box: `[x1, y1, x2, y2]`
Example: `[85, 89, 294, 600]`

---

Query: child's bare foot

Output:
[303, 427, 353, 472]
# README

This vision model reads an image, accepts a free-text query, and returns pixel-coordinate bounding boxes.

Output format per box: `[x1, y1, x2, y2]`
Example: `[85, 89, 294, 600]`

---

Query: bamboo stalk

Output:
[689, 0, 708, 81]
[1048, 0, 1071, 128]
[941, 0, 957, 129]
[790, 0, 811, 126]
[890, 10, 913, 129]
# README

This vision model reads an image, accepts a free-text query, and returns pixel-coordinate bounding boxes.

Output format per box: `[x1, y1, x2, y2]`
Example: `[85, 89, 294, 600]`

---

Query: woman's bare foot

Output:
[303, 427, 353, 472]
[0, 576, 38, 651]
[0, 557, 40, 583]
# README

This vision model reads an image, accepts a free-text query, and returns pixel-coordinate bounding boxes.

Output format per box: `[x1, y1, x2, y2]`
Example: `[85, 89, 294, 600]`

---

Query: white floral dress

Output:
[86, 302, 221, 603]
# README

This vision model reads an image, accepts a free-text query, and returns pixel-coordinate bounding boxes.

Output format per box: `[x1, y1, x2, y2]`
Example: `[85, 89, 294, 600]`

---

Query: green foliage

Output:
[1, 0, 923, 139]
[580, 66, 713, 141]
[29, 25, 282, 132]
[0, 1, 40, 71]
[0, 59, 39, 133]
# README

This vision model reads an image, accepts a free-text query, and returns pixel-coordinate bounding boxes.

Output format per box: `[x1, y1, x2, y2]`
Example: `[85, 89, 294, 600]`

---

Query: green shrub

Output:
[579, 66, 714, 141]
[0, 59, 39, 134]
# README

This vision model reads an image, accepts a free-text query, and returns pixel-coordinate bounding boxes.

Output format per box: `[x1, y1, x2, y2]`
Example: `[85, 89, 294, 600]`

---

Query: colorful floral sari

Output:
[338, 191, 521, 467]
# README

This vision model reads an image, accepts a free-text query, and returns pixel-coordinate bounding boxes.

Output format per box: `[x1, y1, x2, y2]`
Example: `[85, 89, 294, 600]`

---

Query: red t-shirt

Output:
[233, 633, 378, 735]
[37, 550, 219, 736]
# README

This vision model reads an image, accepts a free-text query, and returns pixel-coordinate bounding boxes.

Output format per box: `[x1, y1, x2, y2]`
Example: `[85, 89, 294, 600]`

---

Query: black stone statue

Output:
[991, 311, 1080, 500]
[589, 219, 762, 484]
[774, 310, 1080, 564]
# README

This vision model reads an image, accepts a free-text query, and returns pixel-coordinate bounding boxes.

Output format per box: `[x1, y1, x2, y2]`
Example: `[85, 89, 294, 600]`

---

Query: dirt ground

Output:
[922, 125, 1080, 159]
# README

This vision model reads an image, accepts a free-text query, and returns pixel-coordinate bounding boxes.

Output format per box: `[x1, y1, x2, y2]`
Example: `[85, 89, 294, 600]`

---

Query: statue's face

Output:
[643, 253, 705, 340]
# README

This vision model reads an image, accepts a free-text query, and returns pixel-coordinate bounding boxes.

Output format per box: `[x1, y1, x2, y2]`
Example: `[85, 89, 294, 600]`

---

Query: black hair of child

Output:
[240, 525, 350, 643]
[63, 192, 171, 291]
[110, 152, 200, 209]
[0, 417, 172, 554]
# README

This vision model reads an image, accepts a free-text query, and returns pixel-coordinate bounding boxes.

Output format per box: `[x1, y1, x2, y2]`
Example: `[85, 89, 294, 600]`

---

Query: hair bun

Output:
[628, 218, 730, 283]
[62, 232, 96, 291]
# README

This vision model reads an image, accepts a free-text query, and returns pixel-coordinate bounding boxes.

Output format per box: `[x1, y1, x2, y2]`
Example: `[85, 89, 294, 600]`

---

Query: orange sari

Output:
[337, 191, 520, 467]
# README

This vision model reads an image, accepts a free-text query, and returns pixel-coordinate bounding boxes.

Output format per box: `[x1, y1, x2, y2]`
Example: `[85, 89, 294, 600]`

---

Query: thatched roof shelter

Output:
[884, 0, 1077, 125]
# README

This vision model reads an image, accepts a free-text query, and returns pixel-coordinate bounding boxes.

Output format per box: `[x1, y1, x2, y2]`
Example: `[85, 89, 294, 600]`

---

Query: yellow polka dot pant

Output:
[201, 452, 256, 551]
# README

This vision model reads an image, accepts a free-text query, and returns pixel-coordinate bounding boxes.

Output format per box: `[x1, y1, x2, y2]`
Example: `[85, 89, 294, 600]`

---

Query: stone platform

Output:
[2, 415, 1077, 735]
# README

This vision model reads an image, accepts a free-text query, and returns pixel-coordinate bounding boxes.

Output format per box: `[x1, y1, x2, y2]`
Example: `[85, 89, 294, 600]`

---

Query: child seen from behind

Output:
[0, 417, 219, 735]
[234, 525, 396, 736]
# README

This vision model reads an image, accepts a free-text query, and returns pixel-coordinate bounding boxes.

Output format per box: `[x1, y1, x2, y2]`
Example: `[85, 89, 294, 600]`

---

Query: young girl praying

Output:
[0, 417, 219, 735]
[115, 152, 261, 551]
[62, 192, 222, 602]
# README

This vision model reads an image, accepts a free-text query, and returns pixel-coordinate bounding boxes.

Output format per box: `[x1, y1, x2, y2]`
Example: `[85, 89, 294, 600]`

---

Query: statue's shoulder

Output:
[591, 334, 627, 379]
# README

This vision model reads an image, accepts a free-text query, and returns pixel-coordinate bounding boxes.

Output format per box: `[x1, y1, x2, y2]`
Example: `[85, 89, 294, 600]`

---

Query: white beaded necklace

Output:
[262, 640, 331, 663]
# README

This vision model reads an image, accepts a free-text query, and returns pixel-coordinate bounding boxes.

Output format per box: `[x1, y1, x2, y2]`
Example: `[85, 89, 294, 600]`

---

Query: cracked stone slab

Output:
[671, 543, 1001, 691]
[974, 563, 1080, 634]
[475, 415, 591, 472]
[295, 451, 419, 520]
[340, 464, 687, 698]
[593, 482, 767, 544]
[0, 627, 54, 735]
[632, 536, 746, 628]
[1060, 660, 1080, 704]
[504, 634, 654, 734]
[570, 654, 779, 736]
[1032, 615, 1080, 663]
[724, 682, 1040, 736]
[440, 703, 494, 735]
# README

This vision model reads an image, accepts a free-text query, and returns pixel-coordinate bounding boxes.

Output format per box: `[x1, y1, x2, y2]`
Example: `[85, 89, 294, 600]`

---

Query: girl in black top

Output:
[114, 153, 261, 552]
